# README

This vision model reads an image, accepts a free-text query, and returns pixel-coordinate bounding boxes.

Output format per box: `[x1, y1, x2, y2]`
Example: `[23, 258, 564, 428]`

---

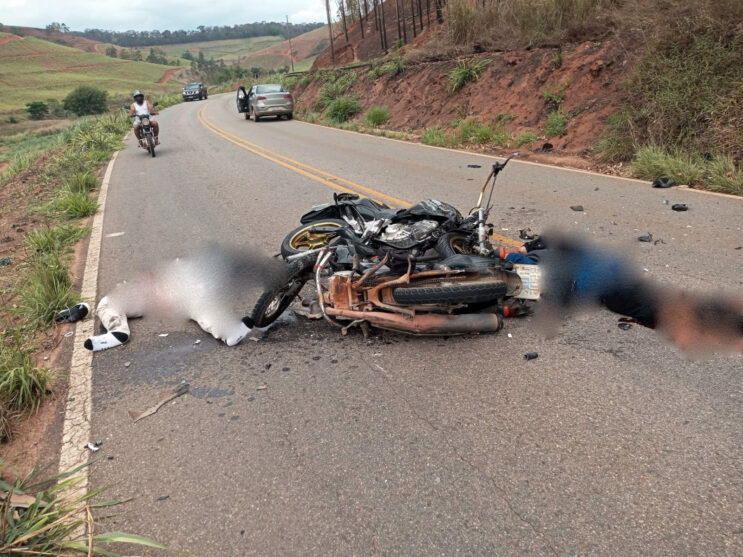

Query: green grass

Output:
[421, 126, 452, 147]
[15, 252, 79, 327]
[0, 36, 183, 112]
[631, 145, 705, 186]
[25, 225, 89, 255]
[62, 171, 97, 193]
[0, 330, 49, 419]
[543, 83, 568, 105]
[52, 190, 98, 219]
[448, 59, 492, 93]
[0, 462, 168, 555]
[516, 131, 539, 147]
[365, 106, 390, 127]
[544, 110, 569, 137]
[325, 96, 362, 123]
[316, 71, 357, 110]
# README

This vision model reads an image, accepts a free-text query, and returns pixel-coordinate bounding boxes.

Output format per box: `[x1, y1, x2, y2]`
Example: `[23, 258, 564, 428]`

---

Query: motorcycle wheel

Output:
[250, 259, 313, 327]
[392, 281, 507, 305]
[436, 232, 472, 257]
[147, 134, 156, 157]
[280, 219, 347, 260]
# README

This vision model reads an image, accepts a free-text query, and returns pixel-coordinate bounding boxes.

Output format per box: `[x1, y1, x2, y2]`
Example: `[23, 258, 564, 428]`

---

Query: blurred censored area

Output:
[536, 231, 743, 355]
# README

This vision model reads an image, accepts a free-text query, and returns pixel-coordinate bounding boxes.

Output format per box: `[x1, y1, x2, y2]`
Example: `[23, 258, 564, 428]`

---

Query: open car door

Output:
[236, 86, 249, 113]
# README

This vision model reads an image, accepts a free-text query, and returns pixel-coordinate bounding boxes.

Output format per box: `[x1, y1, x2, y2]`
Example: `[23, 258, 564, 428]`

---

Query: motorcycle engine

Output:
[378, 219, 439, 249]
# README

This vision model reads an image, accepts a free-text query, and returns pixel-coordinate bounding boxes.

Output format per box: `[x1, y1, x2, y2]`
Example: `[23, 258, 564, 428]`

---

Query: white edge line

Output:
[293, 119, 743, 201]
[57, 149, 119, 497]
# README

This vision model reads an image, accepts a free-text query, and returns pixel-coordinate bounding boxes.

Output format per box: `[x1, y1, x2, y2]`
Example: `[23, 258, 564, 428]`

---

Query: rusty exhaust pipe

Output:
[324, 308, 504, 335]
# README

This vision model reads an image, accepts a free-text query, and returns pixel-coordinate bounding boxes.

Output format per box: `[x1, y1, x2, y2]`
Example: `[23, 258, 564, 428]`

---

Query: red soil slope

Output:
[297, 40, 627, 166]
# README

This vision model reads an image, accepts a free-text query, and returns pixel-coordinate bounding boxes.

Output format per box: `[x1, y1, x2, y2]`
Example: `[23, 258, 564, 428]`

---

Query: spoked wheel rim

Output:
[448, 234, 469, 254]
[264, 279, 304, 320]
[289, 221, 345, 252]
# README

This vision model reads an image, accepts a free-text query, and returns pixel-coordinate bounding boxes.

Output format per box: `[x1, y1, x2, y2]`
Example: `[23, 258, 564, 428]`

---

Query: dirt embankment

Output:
[297, 40, 627, 165]
[0, 25, 101, 52]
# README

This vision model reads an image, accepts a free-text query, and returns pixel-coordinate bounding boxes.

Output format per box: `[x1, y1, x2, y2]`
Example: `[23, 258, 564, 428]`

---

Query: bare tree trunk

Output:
[325, 0, 336, 64]
[410, 0, 417, 37]
[372, 0, 379, 32]
[426, 0, 430, 26]
[380, 0, 389, 52]
[402, 0, 408, 42]
[358, 0, 365, 38]
[435, 0, 443, 24]
[339, 1, 349, 42]
[394, 0, 402, 44]
[417, 0, 424, 29]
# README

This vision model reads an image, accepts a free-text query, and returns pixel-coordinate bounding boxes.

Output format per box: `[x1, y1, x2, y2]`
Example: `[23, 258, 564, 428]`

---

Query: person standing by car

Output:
[129, 90, 160, 144]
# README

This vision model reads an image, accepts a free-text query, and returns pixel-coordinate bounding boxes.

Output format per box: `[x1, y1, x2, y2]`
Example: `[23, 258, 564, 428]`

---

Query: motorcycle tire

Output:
[250, 259, 313, 327]
[280, 219, 348, 260]
[392, 281, 507, 305]
[147, 134, 156, 158]
[436, 232, 472, 257]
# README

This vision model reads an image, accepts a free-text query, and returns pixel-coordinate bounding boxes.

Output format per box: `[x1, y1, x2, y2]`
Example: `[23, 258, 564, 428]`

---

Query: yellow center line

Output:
[197, 106, 521, 247]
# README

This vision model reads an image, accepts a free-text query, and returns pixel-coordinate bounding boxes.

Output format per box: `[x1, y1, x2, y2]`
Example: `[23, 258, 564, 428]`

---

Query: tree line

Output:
[324, 0, 445, 63]
[71, 22, 325, 47]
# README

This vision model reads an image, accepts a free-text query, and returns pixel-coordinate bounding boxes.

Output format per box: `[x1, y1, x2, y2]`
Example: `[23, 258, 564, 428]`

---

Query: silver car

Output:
[244, 84, 294, 121]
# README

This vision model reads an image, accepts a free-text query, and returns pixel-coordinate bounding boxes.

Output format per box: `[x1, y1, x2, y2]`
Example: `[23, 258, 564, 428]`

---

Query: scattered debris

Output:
[653, 238, 666, 245]
[618, 322, 633, 330]
[535, 142, 553, 153]
[507, 333, 513, 338]
[0, 257, 11, 267]
[671, 203, 688, 211]
[194, 339, 201, 345]
[652, 177, 675, 188]
[107, 455, 114, 460]
[570, 205, 584, 212]
[55, 302, 90, 324]
[85, 443, 99, 452]
[638, 233, 653, 243]
[663, 199, 669, 205]
[523, 352, 539, 360]
[156, 495, 169, 502]
[124, 361, 131, 368]
[256, 385, 267, 391]
[519, 228, 537, 240]
[64, 331, 74, 338]
[735, 246, 742, 250]
[158, 333, 169, 337]
[466, 164, 481, 168]
[128, 383, 190, 422]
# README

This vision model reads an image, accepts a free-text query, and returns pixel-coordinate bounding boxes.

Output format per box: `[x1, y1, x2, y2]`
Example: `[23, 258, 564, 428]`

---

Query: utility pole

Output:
[285, 15, 294, 72]
[325, 0, 336, 64]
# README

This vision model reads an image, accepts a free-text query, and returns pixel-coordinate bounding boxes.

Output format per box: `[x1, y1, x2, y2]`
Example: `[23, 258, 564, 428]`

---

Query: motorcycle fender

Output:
[299, 204, 340, 224]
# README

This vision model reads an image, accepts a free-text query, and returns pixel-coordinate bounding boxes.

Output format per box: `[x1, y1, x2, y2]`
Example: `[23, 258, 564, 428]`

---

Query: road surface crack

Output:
[369, 362, 559, 556]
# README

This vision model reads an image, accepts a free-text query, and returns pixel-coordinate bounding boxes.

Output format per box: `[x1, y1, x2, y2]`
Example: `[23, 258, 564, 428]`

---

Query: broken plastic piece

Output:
[618, 322, 632, 330]
[638, 233, 653, 243]
[652, 177, 675, 188]
[467, 164, 481, 168]
[570, 205, 584, 212]
[519, 228, 537, 240]
[64, 331, 74, 338]
[523, 352, 539, 360]
[672, 204, 688, 211]
[85, 443, 99, 452]
[55, 302, 90, 324]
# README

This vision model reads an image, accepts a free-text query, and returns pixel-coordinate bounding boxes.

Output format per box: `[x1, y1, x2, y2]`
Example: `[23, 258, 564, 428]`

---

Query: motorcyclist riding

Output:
[129, 90, 159, 145]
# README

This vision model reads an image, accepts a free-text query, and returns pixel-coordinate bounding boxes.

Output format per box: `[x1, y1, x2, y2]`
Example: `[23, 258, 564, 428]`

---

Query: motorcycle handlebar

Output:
[492, 152, 518, 173]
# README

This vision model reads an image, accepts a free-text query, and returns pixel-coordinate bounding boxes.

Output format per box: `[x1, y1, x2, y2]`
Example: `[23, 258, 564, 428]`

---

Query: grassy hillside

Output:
[241, 26, 329, 71]
[0, 34, 184, 112]
[145, 36, 285, 64]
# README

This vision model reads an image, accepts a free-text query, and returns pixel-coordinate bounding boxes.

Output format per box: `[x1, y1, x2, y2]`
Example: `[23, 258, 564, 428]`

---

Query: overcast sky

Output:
[0, 0, 327, 31]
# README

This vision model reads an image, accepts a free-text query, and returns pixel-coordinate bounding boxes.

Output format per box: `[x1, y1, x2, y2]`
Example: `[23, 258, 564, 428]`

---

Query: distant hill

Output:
[141, 36, 285, 65]
[0, 24, 101, 52]
[0, 33, 183, 112]
[239, 26, 330, 72]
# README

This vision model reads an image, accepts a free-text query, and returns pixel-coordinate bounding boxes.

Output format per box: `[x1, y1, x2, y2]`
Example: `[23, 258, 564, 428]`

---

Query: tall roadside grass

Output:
[0, 462, 168, 555]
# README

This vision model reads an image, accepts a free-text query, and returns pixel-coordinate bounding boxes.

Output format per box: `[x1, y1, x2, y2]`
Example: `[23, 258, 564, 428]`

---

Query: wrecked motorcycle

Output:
[279, 154, 518, 262]
[251, 232, 540, 336]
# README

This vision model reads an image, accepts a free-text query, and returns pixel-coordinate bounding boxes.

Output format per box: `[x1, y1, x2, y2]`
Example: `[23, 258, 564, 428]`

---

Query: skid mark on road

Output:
[197, 107, 521, 248]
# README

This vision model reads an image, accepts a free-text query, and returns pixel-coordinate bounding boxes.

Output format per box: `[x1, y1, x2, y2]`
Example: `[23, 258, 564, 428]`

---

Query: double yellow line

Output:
[197, 106, 520, 247]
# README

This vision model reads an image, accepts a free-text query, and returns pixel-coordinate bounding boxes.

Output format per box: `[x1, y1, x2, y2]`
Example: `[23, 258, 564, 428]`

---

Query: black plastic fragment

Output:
[638, 233, 653, 243]
[570, 205, 584, 211]
[467, 164, 481, 168]
[671, 203, 688, 211]
[652, 177, 675, 188]
[523, 352, 539, 360]
[519, 228, 537, 240]
[618, 322, 632, 330]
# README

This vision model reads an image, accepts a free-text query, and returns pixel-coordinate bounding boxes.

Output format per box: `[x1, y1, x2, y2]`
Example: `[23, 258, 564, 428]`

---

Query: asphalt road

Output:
[89, 94, 742, 556]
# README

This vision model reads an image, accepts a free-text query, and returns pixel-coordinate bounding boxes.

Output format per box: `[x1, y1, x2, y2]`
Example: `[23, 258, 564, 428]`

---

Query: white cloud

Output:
[0, 0, 327, 31]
